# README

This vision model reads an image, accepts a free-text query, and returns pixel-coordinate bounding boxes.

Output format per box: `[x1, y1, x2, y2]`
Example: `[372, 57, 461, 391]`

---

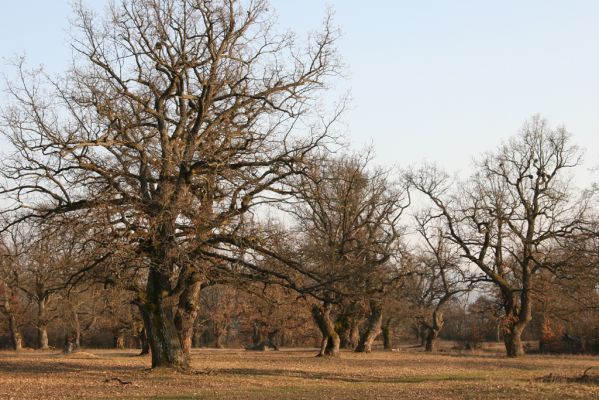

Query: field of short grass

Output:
[1, 344, 599, 399]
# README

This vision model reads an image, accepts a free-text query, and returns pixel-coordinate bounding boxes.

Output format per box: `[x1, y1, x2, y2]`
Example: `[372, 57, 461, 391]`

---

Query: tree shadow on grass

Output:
[0, 359, 142, 375]
[214, 367, 486, 384]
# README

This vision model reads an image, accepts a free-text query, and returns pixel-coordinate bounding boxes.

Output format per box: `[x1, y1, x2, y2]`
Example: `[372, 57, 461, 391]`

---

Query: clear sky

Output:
[1, 1, 598, 185]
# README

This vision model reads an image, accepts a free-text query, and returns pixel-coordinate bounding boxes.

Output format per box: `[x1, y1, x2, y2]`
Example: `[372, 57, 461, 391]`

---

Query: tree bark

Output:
[381, 317, 393, 350]
[214, 334, 224, 349]
[1, 296, 23, 351]
[139, 268, 188, 369]
[72, 308, 81, 350]
[114, 327, 126, 349]
[419, 324, 428, 347]
[424, 310, 444, 352]
[138, 327, 150, 355]
[501, 289, 532, 357]
[37, 298, 49, 350]
[174, 273, 203, 356]
[503, 321, 526, 357]
[8, 313, 23, 351]
[337, 307, 361, 350]
[312, 302, 340, 357]
[355, 300, 383, 353]
[425, 327, 439, 352]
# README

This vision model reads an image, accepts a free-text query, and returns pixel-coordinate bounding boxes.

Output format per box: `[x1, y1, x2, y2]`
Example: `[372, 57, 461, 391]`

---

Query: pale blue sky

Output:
[1, 1, 598, 184]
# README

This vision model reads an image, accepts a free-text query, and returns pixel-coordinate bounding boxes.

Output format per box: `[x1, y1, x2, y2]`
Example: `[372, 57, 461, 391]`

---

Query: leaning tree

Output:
[0, 0, 340, 369]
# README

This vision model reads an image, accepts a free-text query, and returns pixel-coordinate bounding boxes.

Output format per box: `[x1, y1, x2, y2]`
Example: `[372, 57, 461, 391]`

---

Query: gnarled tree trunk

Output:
[175, 272, 203, 356]
[503, 316, 528, 357]
[312, 302, 340, 357]
[501, 289, 532, 357]
[355, 300, 383, 353]
[424, 310, 444, 352]
[140, 267, 188, 369]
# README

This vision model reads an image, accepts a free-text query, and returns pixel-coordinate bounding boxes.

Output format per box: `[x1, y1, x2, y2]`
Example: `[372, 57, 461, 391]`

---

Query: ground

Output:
[1, 343, 599, 399]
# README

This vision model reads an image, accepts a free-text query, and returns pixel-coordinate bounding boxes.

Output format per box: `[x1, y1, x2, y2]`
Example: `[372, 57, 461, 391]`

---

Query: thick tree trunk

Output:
[425, 328, 439, 352]
[419, 324, 428, 347]
[138, 327, 150, 355]
[503, 323, 525, 357]
[38, 326, 49, 350]
[37, 298, 49, 350]
[312, 302, 340, 357]
[174, 273, 203, 356]
[349, 322, 360, 349]
[140, 268, 188, 369]
[2, 296, 23, 351]
[355, 300, 383, 353]
[500, 288, 532, 358]
[63, 333, 78, 354]
[424, 310, 444, 352]
[114, 327, 126, 349]
[245, 324, 279, 351]
[8, 314, 23, 351]
[381, 317, 393, 350]
[214, 326, 227, 349]
[337, 307, 360, 349]
[267, 329, 280, 351]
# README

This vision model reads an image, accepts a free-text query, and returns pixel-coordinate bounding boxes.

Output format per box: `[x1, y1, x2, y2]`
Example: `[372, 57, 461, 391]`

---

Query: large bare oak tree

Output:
[0, 0, 340, 369]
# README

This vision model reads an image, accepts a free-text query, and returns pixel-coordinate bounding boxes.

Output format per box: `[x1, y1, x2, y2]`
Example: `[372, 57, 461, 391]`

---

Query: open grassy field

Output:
[1, 344, 599, 399]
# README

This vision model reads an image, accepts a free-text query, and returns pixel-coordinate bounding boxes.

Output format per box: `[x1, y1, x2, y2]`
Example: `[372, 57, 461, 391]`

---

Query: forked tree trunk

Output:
[424, 310, 444, 352]
[501, 289, 532, 358]
[355, 300, 383, 353]
[312, 302, 340, 357]
[175, 273, 203, 356]
[140, 268, 188, 369]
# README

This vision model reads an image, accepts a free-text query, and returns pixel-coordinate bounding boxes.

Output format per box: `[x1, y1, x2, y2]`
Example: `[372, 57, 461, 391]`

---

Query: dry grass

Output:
[1, 343, 599, 399]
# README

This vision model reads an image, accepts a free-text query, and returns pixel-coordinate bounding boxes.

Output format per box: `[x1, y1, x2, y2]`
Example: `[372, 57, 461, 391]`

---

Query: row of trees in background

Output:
[0, 0, 597, 369]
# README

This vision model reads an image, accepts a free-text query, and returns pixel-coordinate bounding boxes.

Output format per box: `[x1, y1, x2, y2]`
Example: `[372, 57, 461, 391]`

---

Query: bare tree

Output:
[285, 153, 408, 356]
[0, 0, 340, 368]
[407, 116, 588, 357]
[0, 256, 25, 351]
[410, 216, 470, 352]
